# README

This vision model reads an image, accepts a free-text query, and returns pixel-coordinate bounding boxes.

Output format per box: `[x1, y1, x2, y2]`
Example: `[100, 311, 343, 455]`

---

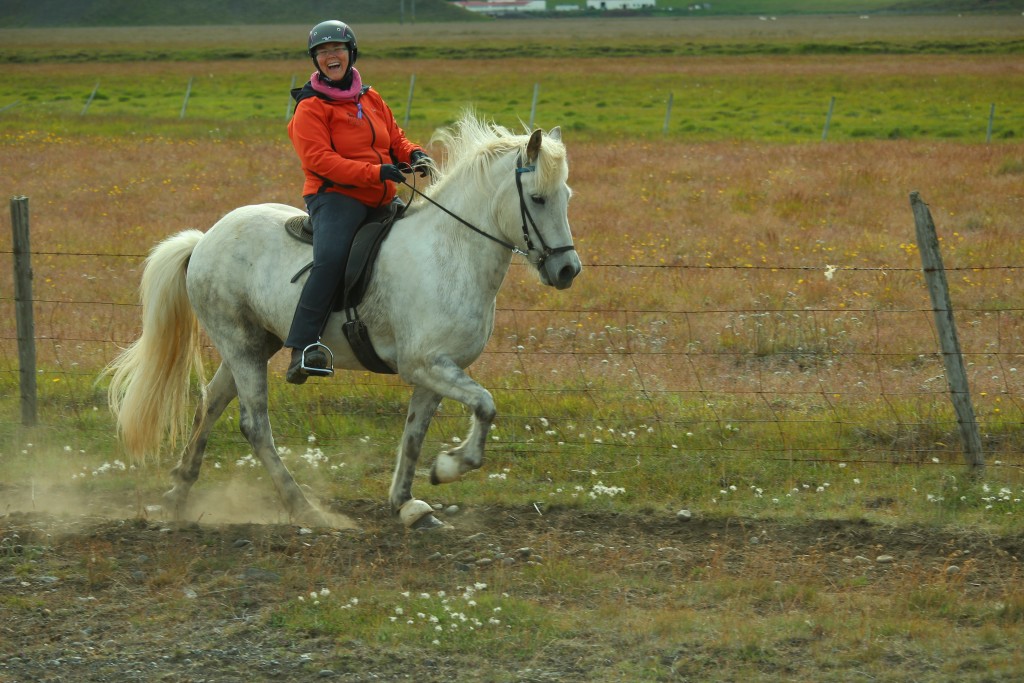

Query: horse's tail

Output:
[104, 229, 207, 464]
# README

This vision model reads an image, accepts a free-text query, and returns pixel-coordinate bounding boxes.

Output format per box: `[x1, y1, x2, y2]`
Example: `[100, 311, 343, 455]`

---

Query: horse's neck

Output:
[419, 174, 514, 295]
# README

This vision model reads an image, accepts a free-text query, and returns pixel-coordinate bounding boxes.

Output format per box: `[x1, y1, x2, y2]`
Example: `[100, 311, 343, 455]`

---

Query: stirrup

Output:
[301, 342, 334, 378]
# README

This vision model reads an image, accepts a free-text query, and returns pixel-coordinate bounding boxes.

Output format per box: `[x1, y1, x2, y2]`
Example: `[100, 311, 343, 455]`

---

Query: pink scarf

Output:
[310, 68, 363, 102]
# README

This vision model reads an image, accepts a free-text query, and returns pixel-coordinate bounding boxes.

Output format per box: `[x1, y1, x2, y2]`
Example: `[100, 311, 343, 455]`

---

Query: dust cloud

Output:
[1, 450, 357, 530]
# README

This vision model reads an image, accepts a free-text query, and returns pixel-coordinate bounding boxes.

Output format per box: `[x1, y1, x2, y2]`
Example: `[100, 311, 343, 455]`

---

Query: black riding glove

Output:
[408, 150, 433, 179]
[379, 164, 406, 183]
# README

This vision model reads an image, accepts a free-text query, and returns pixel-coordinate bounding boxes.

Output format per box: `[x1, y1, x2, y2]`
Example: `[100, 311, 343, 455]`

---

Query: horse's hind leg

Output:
[232, 358, 325, 526]
[389, 385, 443, 528]
[164, 362, 237, 518]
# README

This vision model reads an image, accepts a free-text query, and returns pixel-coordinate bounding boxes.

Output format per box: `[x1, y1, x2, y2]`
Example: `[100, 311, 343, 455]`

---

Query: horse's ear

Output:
[548, 126, 562, 141]
[526, 128, 542, 165]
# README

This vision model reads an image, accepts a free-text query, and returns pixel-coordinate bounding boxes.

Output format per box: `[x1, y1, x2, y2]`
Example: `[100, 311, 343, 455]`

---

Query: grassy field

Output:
[2, 15, 1024, 682]
[2, 56, 1020, 144]
[1, 17, 1021, 144]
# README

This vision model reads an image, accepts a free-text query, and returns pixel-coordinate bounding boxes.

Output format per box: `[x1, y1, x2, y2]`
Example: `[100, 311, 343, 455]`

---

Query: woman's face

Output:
[314, 42, 350, 80]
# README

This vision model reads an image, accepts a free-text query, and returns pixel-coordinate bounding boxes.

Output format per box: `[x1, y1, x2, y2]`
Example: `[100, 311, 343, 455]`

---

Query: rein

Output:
[399, 152, 576, 268]
[400, 177, 526, 258]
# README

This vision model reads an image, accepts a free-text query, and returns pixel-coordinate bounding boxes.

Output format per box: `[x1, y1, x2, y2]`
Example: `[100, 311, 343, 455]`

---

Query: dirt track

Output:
[2, 494, 1022, 682]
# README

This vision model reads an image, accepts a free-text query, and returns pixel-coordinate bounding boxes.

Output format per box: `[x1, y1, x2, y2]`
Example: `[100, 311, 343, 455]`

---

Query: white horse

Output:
[104, 114, 581, 529]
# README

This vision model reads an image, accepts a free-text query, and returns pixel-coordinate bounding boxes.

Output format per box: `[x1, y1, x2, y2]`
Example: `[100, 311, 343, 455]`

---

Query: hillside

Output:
[0, 0, 477, 27]
[0, 0, 1020, 27]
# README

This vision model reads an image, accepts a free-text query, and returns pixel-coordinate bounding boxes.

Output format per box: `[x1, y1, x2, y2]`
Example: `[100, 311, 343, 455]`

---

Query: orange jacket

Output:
[287, 83, 422, 207]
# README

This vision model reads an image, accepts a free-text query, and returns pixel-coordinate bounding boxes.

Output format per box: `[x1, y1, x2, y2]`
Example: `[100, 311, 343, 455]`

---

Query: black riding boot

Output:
[286, 345, 330, 385]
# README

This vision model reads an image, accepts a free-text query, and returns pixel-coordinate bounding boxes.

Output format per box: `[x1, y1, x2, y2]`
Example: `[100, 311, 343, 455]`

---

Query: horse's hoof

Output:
[161, 489, 187, 520]
[431, 452, 462, 485]
[399, 499, 437, 528]
[294, 506, 332, 528]
[410, 513, 446, 531]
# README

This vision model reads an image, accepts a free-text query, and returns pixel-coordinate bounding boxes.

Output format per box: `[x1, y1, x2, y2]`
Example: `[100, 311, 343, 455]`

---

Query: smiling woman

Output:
[282, 19, 434, 382]
[314, 44, 351, 82]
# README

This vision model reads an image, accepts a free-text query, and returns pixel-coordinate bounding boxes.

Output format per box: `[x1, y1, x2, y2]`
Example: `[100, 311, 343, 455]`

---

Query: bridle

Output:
[399, 151, 576, 269]
[514, 155, 577, 268]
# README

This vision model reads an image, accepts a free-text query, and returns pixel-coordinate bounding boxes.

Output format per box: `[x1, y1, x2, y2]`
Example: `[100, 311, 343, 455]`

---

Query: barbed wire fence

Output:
[4, 201, 1024, 470]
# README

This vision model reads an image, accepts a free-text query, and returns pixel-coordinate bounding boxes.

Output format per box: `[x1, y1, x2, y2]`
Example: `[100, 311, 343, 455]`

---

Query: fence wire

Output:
[3, 252, 1024, 468]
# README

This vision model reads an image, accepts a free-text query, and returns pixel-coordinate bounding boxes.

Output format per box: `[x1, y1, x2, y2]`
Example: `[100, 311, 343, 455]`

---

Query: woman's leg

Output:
[285, 192, 368, 382]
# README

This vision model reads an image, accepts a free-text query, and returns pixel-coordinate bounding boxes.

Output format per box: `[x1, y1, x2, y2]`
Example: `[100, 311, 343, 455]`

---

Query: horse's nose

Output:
[554, 260, 581, 290]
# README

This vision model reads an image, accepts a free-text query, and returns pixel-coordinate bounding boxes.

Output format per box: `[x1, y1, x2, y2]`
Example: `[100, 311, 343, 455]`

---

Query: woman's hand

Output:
[379, 164, 406, 183]
[408, 150, 434, 179]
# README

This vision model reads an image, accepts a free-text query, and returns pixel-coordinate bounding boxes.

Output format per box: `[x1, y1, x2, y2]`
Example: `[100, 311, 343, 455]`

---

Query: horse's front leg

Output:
[403, 357, 496, 486]
[389, 385, 444, 529]
[430, 403, 494, 485]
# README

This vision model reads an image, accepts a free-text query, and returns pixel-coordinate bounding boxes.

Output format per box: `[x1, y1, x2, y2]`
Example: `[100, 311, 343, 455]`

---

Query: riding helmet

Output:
[307, 20, 358, 65]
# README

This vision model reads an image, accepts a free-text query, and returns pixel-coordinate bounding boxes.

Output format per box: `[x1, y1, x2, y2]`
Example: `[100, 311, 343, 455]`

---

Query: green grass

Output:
[273, 583, 562, 657]
[1, 55, 1020, 144]
[3, 366, 1023, 534]
[257, 545, 1024, 681]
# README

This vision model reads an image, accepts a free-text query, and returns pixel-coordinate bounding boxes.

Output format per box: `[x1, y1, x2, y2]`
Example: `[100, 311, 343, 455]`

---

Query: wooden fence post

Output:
[910, 191, 984, 469]
[403, 74, 416, 129]
[10, 195, 38, 426]
[285, 74, 296, 121]
[529, 83, 540, 130]
[180, 76, 193, 119]
[822, 95, 835, 141]
[81, 81, 100, 115]
[662, 91, 674, 135]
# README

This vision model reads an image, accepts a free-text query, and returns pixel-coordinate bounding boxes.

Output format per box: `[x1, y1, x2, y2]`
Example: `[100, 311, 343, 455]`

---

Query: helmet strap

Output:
[311, 61, 353, 89]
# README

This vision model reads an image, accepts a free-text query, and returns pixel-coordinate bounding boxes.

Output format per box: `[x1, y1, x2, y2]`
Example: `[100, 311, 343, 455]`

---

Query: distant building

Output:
[555, 3, 582, 10]
[586, 0, 656, 9]
[452, 0, 547, 14]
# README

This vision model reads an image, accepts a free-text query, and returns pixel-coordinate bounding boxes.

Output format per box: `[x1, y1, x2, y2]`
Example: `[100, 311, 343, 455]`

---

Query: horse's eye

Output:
[531, 195, 546, 206]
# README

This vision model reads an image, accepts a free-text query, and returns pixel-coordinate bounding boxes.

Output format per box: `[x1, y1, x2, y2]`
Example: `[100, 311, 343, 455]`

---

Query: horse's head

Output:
[513, 126, 582, 290]
[428, 114, 582, 289]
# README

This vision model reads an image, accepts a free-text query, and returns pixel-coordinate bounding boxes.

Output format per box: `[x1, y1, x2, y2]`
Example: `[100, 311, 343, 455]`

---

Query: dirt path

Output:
[2, 497, 1022, 682]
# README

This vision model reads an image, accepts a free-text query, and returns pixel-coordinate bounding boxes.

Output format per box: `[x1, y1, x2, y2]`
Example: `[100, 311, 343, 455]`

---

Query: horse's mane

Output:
[428, 112, 567, 197]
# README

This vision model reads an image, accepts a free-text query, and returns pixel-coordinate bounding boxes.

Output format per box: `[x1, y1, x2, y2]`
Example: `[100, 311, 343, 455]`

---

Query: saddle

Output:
[286, 198, 406, 374]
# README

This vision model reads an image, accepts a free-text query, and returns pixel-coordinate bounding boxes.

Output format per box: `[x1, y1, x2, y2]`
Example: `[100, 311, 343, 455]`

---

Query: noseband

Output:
[400, 149, 576, 269]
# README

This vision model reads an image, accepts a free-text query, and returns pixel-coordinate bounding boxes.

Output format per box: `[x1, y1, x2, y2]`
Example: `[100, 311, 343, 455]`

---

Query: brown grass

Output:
[4, 135, 1024, 419]
[1, 132, 1022, 479]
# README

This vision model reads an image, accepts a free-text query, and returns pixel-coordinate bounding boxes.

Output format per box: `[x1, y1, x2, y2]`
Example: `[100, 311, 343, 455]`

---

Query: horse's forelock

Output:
[532, 136, 567, 194]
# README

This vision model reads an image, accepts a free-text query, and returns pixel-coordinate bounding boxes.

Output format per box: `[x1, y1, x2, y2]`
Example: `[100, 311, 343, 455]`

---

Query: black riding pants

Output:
[285, 192, 369, 350]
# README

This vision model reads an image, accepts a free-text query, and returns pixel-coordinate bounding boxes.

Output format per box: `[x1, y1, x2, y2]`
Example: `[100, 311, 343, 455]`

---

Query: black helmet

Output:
[307, 20, 358, 65]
